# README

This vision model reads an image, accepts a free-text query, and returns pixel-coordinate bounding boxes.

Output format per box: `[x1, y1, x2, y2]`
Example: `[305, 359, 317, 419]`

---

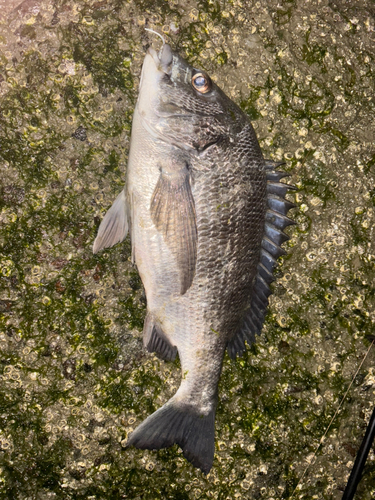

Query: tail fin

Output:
[126, 398, 216, 474]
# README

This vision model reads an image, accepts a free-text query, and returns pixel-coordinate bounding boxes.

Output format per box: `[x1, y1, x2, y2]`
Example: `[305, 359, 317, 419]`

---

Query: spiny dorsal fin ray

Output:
[267, 182, 288, 198]
[267, 181, 297, 198]
[227, 160, 296, 359]
[266, 170, 290, 182]
[260, 248, 277, 273]
[255, 274, 272, 299]
[267, 195, 296, 215]
[262, 236, 286, 259]
[266, 209, 295, 230]
[257, 262, 275, 283]
[264, 160, 286, 170]
[264, 224, 289, 246]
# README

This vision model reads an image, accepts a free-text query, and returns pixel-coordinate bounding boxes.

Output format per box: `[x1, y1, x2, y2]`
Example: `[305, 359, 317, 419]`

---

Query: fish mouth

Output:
[147, 44, 173, 76]
[138, 45, 171, 99]
[137, 44, 196, 151]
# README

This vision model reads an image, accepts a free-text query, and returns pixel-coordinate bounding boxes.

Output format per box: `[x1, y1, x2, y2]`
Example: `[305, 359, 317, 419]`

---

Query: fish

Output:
[93, 37, 295, 473]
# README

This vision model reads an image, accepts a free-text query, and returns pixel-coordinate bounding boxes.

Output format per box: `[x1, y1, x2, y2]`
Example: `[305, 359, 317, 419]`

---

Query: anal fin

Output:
[143, 312, 177, 362]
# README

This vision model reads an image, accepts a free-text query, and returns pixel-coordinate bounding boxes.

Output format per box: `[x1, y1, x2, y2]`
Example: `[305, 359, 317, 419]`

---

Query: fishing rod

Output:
[342, 402, 375, 499]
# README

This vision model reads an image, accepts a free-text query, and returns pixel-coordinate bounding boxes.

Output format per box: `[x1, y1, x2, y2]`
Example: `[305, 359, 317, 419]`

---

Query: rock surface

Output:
[0, 0, 374, 498]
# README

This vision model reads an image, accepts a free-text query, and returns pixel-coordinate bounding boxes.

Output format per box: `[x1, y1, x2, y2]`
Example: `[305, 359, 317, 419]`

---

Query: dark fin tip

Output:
[267, 195, 296, 215]
[266, 210, 296, 229]
[264, 160, 286, 170]
[143, 313, 177, 362]
[262, 236, 286, 259]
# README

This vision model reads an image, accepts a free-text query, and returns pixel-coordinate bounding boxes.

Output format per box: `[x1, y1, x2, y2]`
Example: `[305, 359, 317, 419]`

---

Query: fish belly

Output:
[126, 109, 182, 315]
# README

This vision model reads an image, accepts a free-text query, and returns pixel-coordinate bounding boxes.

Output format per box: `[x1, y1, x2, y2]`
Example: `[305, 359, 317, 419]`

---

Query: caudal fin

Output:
[126, 399, 216, 474]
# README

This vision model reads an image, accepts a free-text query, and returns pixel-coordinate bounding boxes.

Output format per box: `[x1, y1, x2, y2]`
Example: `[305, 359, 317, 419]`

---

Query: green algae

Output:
[0, 0, 374, 499]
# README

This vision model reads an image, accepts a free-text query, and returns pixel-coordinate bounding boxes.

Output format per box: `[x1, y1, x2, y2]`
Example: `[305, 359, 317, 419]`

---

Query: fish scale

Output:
[93, 41, 295, 473]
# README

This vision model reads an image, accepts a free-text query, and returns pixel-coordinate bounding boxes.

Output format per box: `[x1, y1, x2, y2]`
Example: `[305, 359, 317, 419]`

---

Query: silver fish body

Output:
[93, 42, 295, 473]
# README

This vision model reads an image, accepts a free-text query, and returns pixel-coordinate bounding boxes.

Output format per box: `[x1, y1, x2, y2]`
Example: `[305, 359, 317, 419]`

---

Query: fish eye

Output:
[191, 72, 212, 93]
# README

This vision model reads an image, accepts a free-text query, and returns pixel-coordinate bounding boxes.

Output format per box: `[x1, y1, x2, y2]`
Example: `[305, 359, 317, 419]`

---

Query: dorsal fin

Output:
[227, 162, 296, 359]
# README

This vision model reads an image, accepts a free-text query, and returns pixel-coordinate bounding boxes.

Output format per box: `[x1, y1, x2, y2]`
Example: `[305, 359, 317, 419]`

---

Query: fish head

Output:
[137, 43, 247, 152]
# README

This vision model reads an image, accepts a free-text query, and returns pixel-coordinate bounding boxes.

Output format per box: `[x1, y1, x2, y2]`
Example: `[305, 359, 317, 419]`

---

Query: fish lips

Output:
[141, 44, 173, 85]
[149, 44, 173, 74]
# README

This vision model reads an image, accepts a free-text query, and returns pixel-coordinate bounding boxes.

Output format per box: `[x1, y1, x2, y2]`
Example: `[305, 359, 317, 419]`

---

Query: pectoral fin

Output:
[93, 190, 128, 254]
[150, 165, 197, 295]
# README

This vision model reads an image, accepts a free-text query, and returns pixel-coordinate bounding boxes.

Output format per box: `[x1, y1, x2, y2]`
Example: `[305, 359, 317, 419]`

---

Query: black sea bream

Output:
[93, 41, 295, 473]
